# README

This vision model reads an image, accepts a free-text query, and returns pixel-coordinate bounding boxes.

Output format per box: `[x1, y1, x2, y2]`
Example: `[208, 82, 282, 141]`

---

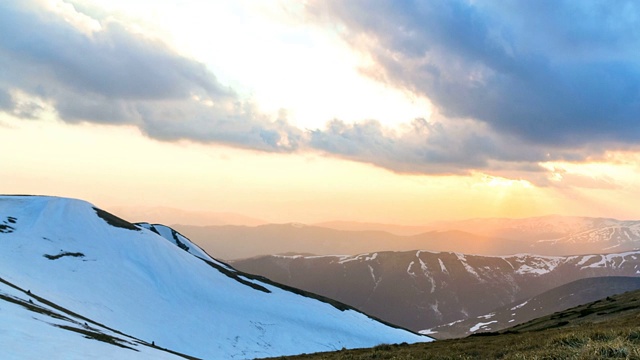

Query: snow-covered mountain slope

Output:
[0, 276, 190, 359]
[424, 276, 640, 338]
[231, 250, 640, 333]
[0, 196, 429, 359]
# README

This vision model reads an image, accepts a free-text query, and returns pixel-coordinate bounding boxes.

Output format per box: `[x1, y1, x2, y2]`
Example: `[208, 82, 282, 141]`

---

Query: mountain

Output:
[0, 196, 428, 359]
[313, 221, 434, 236]
[425, 276, 640, 338]
[533, 222, 640, 255]
[173, 224, 517, 260]
[429, 215, 610, 240]
[231, 250, 640, 333]
[175, 215, 640, 261]
[424, 215, 640, 255]
[107, 205, 266, 226]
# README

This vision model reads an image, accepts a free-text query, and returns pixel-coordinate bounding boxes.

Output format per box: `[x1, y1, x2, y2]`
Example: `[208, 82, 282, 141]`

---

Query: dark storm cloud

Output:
[0, 1, 299, 152]
[310, 0, 640, 145]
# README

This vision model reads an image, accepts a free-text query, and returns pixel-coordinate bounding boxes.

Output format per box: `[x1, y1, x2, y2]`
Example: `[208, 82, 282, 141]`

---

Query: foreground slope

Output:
[274, 288, 640, 360]
[0, 276, 192, 359]
[0, 196, 428, 359]
[427, 276, 640, 338]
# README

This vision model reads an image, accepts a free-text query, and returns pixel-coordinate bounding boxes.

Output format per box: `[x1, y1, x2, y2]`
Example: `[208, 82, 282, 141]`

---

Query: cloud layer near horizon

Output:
[2, 1, 640, 184]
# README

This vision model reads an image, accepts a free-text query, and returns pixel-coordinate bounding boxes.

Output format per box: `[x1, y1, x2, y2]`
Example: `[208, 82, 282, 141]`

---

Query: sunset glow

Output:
[3, 0, 640, 224]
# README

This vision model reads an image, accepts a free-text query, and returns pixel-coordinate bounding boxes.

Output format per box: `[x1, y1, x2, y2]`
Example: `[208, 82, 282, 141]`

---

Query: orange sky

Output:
[3, 1, 640, 225]
[3, 115, 639, 224]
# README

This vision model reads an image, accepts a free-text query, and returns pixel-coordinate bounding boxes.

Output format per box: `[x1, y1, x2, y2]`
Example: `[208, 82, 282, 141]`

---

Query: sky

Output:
[2, 0, 640, 225]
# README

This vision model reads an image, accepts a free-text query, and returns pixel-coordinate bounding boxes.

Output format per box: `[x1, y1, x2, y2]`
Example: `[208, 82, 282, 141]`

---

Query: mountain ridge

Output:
[232, 249, 640, 332]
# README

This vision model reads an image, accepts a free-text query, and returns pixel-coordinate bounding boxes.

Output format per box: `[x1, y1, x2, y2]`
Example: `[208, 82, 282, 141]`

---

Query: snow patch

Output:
[511, 301, 529, 311]
[455, 253, 482, 279]
[368, 265, 382, 290]
[407, 261, 416, 277]
[419, 329, 437, 335]
[507, 255, 562, 276]
[477, 313, 495, 320]
[577, 255, 597, 266]
[438, 258, 448, 274]
[470, 321, 498, 332]
[365, 253, 378, 261]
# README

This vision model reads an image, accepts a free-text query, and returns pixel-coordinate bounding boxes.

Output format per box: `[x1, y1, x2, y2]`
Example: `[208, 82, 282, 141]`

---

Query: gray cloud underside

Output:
[2, 1, 635, 182]
[310, 0, 640, 146]
[308, 117, 594, 182]
[0, 2, 301, 152]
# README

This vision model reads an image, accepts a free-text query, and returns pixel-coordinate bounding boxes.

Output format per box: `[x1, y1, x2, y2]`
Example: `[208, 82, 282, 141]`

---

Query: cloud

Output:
[0, 1, 299, 152]
[308, 116, 598, 183]
[309, 0, 640, 146]
[2, 0, 636, 186]
[0, 2, 229, 101]
[0, 88, 13, 112]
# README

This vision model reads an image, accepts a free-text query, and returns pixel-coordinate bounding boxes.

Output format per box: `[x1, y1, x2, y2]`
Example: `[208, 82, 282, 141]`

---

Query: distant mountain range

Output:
[173, 224, 507, 260]
[318, 215, 637, 240]
[313, 221, 434, 236]
[108, 205, 267, 226]
[231, 250, 640, 333]
[176, 215, 640, 260]
[0, 196, 428, 359]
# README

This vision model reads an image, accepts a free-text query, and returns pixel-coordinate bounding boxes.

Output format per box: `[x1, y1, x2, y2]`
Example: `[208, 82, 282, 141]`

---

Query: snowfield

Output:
[0, 196, 430, 359]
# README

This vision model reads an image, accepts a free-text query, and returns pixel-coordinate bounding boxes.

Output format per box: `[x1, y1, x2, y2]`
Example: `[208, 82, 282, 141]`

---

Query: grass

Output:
[267, 289, 640, 360]
[269, 326, 640, 360]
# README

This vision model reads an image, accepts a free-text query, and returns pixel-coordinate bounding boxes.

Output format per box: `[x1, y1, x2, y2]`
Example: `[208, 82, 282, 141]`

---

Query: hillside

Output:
[0, 196, 429, 359]
[0, 275, 193, 359]
[427, 276, 640, 338]
[270, 288, 640, 359]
